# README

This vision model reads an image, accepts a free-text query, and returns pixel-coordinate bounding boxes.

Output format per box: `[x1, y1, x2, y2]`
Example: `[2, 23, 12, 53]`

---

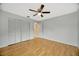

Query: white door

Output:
[8, 19, 16, 44]
[15, 20, 21, 43]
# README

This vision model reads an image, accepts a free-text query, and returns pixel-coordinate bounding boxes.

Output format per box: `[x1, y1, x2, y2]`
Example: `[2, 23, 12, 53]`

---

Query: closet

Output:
[8, 19, 30, 45]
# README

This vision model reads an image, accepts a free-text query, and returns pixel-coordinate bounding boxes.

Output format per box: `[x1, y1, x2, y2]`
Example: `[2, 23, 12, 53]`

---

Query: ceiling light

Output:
[38, 13, 41, 15]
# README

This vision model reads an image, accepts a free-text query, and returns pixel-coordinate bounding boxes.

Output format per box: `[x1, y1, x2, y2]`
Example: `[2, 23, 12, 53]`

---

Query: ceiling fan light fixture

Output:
[38, 13, 41, 15]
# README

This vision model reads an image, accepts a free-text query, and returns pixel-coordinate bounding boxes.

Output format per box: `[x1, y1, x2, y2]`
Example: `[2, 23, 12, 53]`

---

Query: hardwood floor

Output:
[0, 38, 79, 56]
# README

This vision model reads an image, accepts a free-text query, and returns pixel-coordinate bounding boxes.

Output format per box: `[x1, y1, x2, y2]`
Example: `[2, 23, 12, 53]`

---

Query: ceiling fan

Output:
[29, 4, 50, 17]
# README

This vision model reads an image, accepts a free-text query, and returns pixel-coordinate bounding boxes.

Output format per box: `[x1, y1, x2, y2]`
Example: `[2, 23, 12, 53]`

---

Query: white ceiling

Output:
[1, 3, 78, 21]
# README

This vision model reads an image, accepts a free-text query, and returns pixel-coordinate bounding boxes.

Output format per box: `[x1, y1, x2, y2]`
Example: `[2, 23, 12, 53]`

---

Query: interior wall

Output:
[42, 11, 78, 47]
[0, 10, 8, 47]
[8, 19, 30, 44]
[0, 10, 34, 48]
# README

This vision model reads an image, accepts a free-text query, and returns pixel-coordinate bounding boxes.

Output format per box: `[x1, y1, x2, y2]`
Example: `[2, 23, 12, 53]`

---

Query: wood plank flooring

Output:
[0, 38, 79, 56]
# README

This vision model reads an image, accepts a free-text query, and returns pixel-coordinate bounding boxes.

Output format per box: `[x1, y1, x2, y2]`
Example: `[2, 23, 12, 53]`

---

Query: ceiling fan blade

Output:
[41, 14, 43, 17]
[42, 11, 50, 13]
[33, 13, 38, 16]
[40, 4, 44, 11]
[29, 9, 37, 12]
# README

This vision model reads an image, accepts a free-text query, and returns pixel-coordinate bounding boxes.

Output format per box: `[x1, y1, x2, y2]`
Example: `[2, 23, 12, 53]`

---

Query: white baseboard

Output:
[0, 44, 9, 48]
